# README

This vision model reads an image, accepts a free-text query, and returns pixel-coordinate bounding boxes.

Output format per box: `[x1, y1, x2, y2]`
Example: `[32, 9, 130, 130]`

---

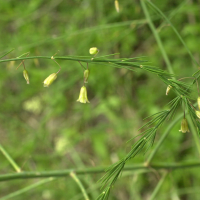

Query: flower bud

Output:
[179, 118, 189, 133]
[89, 47, 99, 55]
[198, 97, 200, 110]
[114, 0, 120, 13]
[166, 85, 172, 95]
[43, 73, 57, 87]
[84, 69, 90, 83]
[77, 86, 90, 103]
[23, 69, 30, 84]
[196, 110, 200, 119]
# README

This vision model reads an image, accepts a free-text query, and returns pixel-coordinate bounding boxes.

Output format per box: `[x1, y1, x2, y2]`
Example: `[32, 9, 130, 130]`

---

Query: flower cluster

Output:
[76, 47, 99, 103]
[17, 54, 61, 87]
[17, 48, 99, 104]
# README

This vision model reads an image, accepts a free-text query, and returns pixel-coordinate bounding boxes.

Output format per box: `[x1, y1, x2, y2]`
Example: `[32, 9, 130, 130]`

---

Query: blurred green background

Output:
[0, 0, 200, 199]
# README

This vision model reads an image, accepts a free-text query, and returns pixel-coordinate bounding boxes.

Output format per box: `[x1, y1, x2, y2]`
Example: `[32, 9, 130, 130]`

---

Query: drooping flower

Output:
[114, 0, 120, 13]
[196, 110, 200, 119]
[43, 73, 57, 87]
[179, 118, 189, 133]
[23, 69, 30, 84]
[197, 97, 200, 110]
[77, 86, 90, 103]
[166, 85, 172, 95]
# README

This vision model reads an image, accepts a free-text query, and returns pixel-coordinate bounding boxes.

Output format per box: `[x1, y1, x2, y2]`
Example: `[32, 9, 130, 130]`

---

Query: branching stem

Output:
[70, 172, 90, 200]
[140, 0, 174, 75]
[146, 113, 183, 164]
[0, 144, 21, 173]
[0, 162, 200, 182]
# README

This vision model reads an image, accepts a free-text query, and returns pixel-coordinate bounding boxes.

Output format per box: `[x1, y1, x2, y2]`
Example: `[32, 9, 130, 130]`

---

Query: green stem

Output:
[0, 178, 55, 200]
[156, 0, 188, 32]
[0, 144, 21, 172]
[0, 162, 200, 182]
[140, 0, 174, 75]
[187, 117, 200, 156]
[0, 48, 15, 59]
[146, 113, 183, 164]
[0, 56, 50, 63]
[0, 56, 141, 65]
[70, 172, 90, 200]
[0, 56, 107, 63]
[71, 148, 99, 199]
[146, 0, 199, 66]
[149, 172, 168, 200]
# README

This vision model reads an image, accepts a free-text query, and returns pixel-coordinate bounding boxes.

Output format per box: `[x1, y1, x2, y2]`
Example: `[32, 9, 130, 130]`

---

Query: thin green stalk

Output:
[0, 48, 15, 59]
[156, 0, 188, 32]
[140, 0, 174, 75]
[71, 148, 99, 199]
[169, 173, 181, 200]
[0, 56, 84, 63]
[0, 162, 200, 182]
[149, 172, 168, 200]
[70, 172, 90, 200]
[146, 0, 199, 66]
[187, 117, 200, 156]
[18, 19, 148, 50]
[71, 184, 100, 200]
[0, 56, 54, 63]
[0, 144, 21, 172]
[0, 56, 141, 66]
[146, 113, 183, 164]
[0, 178, 55, 200]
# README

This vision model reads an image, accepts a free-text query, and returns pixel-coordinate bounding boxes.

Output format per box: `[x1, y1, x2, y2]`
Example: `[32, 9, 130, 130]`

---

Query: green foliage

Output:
[0, 0, 200, 200]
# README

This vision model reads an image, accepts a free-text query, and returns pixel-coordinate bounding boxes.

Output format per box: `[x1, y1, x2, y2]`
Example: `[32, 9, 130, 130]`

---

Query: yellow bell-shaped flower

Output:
[179, 118, 189, 133]
[114, 0, 120, 13]
[77, 86, 90, 103]
[196, 110, 200, 119]
[197, 97, 200, 110]
[23, 69, 30, 84]
[166, 85, 172, 95]
[43, 73, 57, 87]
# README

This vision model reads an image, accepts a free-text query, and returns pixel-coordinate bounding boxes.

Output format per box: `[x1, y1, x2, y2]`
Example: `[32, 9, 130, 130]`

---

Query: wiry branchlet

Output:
[166, 85, 172, 95]
[89, 47, 99, 55]
[77, 86, 90, 103]
[197, 97, 200, 110]
[179, 118, 189, 133]
[43, 73, 57, 87]
[23, 69, 30, 84]
[114, 0, 120, 13]
[84, 69, 90, 83]
[196, 110, 200, 119]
